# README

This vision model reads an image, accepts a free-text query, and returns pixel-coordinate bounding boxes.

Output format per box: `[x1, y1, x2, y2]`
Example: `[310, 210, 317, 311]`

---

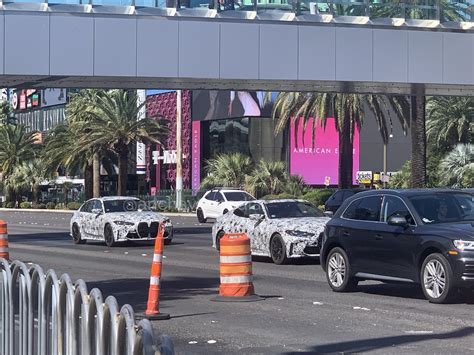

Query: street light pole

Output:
[175, 90, 183, 211]
[383, 143, 387, 188]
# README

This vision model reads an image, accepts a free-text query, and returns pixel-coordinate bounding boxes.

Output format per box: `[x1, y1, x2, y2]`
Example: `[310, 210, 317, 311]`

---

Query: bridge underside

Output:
[2, 75, 473, 96]
[0, 75, 474, 96]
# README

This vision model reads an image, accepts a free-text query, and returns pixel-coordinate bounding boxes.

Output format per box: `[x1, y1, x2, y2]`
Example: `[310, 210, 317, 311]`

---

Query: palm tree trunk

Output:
[118, 149, 128, 196]
[84, 163, 93, 200]
[93, 152, 100, 198]
[410, 95, 427, 188]
[32, 185, 40, 204]
[338, 114, 353, 189]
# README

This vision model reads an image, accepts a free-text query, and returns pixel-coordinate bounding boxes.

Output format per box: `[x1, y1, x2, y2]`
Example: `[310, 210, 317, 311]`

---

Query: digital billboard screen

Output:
[192, 90, 274, 121]
[290, 118, 360, 185]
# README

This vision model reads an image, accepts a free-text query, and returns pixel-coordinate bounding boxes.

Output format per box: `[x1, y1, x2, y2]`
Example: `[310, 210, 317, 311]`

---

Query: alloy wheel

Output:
[423, 260, 446, 299]
[328, 253, 346, 287]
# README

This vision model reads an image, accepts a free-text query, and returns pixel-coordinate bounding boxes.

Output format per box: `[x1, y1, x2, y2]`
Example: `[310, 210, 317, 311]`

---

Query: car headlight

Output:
[453, 240, 474, 251]
[113, 221, 134, 226]
[285, 230, 315, 238]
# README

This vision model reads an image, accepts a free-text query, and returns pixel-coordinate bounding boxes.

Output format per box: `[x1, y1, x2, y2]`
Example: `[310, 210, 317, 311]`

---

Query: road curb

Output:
[0, 208, 194, 218]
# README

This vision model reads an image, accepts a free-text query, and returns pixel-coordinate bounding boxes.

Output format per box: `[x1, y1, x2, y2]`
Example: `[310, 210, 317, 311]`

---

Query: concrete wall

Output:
[0, 10, 473, 93]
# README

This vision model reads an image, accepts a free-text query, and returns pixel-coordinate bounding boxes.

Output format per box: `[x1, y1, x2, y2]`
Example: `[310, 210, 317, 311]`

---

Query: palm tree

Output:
[427, 96, 473, 149]
[0, 101, 14, 125]
[369, 0, 469, 22]
[201, 153, 254, 188]
[79, 90, 168, 196]
[0, 124, 36, 177]
[3, 159, 48, 204]
[245, 160, 288, 197]
[438, 144, 473, 187]
[67, 89, 107, 198]
[43, 123, 94, 199]
[269, 92, 410, 188]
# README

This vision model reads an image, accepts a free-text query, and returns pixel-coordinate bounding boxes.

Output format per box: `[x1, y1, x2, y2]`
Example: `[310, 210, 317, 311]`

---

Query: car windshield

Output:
[409, 193, 474, 224]
[103, 200, 150, 213]
[224, 192, 255, 201]
[265, 201, 325, 219]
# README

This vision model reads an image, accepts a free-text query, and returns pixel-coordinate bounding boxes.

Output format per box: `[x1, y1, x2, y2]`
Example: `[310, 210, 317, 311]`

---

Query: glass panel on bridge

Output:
[135, 0, 172, 7]
[368, 0, 405, 19]
[332, 0, 368, 16]
[299, 0, 332, 14]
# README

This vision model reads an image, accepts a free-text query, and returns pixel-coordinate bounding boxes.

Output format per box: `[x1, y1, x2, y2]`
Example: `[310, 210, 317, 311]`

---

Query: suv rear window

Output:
[343, 196, 383, 222]
[224, 192, 255, 201]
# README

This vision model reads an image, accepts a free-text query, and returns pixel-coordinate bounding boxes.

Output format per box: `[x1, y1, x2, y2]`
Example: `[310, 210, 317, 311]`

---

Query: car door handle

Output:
[342, 230, 350, 237]
[375, 234, 383, 240]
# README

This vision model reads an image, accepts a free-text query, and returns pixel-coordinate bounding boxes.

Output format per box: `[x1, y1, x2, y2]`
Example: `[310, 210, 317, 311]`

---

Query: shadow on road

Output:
[283, 327, 474, 354]
[356, 283, 474, 304]
[252, 255, 320, 266]
[8, 232, 69, 242]
[173, 227, 212, 235]
[88, 275, 219, 313]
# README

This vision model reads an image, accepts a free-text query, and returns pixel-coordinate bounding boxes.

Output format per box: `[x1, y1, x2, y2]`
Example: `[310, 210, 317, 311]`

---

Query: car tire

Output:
[270, 234, 288, 265]
[72, 224, 86, 245]
[223, 209, 229, 215]
[104, 224, 116, 247]
[164, 238, 172, 245]
[215, 230, 225, 251]
[421, 253, 455, 304]
[326, 247, 358, 292]
[197, 208, 207, 223]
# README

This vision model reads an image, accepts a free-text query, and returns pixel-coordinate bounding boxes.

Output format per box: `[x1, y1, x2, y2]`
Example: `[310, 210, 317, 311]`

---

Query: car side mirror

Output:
[388, 215, 408, 228]
[91, 208, 102, 215]
[324, 211, 334, 218]
[249, 214, 264, 221]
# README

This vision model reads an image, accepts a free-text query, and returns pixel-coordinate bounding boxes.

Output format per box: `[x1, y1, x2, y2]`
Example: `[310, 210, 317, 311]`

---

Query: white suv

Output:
[196, 189, 255, 223]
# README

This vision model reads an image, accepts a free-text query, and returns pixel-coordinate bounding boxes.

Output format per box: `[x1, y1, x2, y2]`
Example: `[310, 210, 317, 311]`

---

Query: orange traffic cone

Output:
[145, 222, 170, 320]
[0, 220, 9, 260]
[212, 233, 262, 302]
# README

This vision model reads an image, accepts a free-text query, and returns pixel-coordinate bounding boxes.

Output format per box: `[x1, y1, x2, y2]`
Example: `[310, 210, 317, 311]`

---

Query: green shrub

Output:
[6, 202, 15, 208]
[46, 202, 56, 210]
[67, 202, 82, 210]
[20, 202, 31, 209]
[302, 189, 335, 207]
[0, 202, 3, 208]
[55, 204, 65, 210]
[36, 203, 47, 209]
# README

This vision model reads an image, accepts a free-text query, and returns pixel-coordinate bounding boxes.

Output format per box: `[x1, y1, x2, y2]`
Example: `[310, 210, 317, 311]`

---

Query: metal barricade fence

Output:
[0, 258, 174, 355]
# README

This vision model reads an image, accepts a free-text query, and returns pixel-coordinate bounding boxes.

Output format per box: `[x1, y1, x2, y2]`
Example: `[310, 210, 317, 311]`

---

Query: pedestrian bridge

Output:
[0, 0, 473, 95]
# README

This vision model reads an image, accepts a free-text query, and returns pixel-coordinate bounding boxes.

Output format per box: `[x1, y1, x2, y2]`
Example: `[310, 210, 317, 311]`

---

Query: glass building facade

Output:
[4, 0, 473, 22]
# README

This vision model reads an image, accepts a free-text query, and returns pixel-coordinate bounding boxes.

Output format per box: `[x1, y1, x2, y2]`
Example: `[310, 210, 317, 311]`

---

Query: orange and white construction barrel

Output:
[0, 220, 9, 260]
[212, 233, 262, 302]
[145, 222, 170, 320]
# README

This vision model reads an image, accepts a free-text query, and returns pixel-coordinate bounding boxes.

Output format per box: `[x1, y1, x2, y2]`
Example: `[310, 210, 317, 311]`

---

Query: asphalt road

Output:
[1, 210, 474, 354]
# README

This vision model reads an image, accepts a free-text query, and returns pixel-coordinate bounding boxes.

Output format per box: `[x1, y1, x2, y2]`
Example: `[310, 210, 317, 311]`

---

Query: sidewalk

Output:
[0, 208, 194, 218]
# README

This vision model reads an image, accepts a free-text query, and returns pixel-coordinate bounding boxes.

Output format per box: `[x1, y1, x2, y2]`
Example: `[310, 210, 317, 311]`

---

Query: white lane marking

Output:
[104, 251, 109, 253]
[313, 301, 323, 305]
[163, 255, 167, 259]
[141, 254, 147, 257]
[188, 341, 198, 344]
[207, 340, 217, 344]
[278, 297, 285, 300]
[404, 330, 433, 334]
[211, 320, 217, 323]
[124, 252, 129, 255]
[353, 306, 370, 311]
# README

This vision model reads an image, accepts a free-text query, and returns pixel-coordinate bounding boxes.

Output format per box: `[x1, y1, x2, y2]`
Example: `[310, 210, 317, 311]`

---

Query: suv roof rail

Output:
[210, 187, 241, 191]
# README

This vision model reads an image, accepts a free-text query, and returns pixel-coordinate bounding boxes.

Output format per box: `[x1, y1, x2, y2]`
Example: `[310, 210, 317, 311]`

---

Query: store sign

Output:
[152, 150, 177, 165]
[357, 171, 373, 184]
[289, 118, 359, 185]
[41, 88, 67, 107]
[191, 121, 201, 192]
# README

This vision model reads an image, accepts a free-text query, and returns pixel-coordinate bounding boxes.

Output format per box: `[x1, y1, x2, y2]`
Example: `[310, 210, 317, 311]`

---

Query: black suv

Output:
[320, 189, 474, 303]
[325, 188, 366, 213]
